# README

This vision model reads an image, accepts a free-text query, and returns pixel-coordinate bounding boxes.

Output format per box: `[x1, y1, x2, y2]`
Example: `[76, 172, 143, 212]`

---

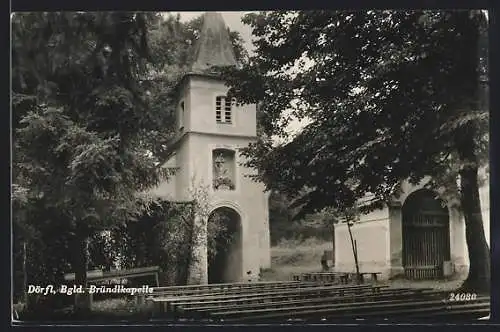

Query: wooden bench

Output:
[293, 272, 350, 283]
[149, 284, 388, 316]
[150, 281, 327, 294]
[399, 300, 491, 321]
[153, 280, 300, 291]
[170, 285, 398, 315]
[328, 271, 382, 284]
[356, 272, 383, 283]
[64, 266, 160, 307]
[214, 294, 490, 322]
[170, 285, 396, 311]
[321, 295, 491, 321]
[153, 283, 385, 301]
[148, 281, 341, 299]
[204, 289, 443, 321]
[292, 271, 382, 284]
[139, 281, 324, 309]
[150, 283, 387, 315]
[64, 266, 160, 286]
[176, 288, 436, 319]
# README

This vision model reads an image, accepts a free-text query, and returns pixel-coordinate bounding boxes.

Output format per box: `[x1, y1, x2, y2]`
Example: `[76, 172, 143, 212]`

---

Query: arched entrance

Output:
[402, 189, 451, 279]
[207, 207, 243, 283]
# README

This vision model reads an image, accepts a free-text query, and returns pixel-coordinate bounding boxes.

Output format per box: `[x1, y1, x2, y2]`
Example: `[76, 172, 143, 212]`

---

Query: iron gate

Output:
[402, 190, 451, 280]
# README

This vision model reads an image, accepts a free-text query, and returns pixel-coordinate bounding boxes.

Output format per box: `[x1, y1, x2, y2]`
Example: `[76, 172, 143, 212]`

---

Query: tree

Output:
[267, 191, 295, 244]
[222, 10, 489, 293]
[12, 12, 169, 313]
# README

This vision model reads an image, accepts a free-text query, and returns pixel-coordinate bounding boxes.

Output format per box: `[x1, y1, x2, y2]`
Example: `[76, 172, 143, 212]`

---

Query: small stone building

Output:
[334, 176, 490, 280]
[151, 12, 271, 284]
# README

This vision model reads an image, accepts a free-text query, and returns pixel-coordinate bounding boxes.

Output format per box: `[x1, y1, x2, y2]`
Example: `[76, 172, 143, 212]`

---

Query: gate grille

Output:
[402, 191, 451, 280]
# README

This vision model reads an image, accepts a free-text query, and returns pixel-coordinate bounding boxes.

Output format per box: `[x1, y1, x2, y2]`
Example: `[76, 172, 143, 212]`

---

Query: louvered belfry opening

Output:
[402, 189, 451, 280]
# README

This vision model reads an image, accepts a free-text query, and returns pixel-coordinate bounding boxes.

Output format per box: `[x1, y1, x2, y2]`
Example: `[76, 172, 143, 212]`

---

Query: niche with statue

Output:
[212, 149, 236, 190]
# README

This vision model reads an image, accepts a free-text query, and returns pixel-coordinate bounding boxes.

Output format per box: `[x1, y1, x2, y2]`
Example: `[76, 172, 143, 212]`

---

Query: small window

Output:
[179, 101, 185, 131]
[216, 96, 235, 124]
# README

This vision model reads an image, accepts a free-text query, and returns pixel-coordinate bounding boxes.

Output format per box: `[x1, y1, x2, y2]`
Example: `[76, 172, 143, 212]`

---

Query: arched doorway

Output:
[207, 207, 242, 283]
[402, 189, 451, 279]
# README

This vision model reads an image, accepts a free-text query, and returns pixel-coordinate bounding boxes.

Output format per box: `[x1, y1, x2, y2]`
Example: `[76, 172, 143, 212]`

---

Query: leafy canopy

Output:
[12, 12, 171, 235]
[223, 10, 488, 218]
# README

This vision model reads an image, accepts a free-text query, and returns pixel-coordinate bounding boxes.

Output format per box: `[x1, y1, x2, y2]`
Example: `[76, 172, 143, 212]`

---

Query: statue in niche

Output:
[213, 151, 235, 190]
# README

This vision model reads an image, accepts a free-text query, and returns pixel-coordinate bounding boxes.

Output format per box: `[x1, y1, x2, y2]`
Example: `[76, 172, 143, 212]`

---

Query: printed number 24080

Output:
[449, 292, 477, 301]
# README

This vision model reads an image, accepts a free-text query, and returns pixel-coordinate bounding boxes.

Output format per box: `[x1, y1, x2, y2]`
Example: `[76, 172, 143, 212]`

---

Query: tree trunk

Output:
[354, 240, 362, 284]
[347, 222, 361, 284]
[72, 232, 91, 315]
[458, 167, 490, 294]
[457, 130, 490, 294]
[23, 241, 28, 305]
[331, 223, 336, 268]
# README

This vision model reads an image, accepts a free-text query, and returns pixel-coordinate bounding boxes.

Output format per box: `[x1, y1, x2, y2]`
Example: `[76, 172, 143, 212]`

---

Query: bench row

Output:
[144, 282, 489, 322]
[171, 288, 438, 319]
[216, 295, 491, 322]
[149, 284, 390, 315]
[293, 272, 382, 283]
[147, 280, 365, 297]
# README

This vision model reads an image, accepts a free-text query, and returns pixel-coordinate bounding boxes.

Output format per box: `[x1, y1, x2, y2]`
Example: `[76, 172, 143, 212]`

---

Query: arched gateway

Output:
[207, 207, 243, 283]
[402, 189, 451, 279]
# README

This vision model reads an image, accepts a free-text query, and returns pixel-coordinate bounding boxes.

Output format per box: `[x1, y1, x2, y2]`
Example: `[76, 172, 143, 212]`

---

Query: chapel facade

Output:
[152, 12, 271, 284]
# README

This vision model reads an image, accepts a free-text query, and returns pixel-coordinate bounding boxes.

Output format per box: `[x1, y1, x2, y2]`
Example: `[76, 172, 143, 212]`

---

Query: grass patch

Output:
[14, 296, 153, 322]
[261, 237, 333, 281]
[92, 297, 136, 314]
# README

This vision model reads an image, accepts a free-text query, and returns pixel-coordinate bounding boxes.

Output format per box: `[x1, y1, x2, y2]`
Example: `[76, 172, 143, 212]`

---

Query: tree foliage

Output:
[88, 200, 196, 285]
[267, 191, 334, 244]
[223, 10, 489, 292]
[13, 12, 166, 235]
[12, 12, 168, 312]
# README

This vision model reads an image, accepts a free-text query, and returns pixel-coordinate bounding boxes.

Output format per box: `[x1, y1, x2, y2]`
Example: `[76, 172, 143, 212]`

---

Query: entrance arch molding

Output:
[208, 200, 247, 236]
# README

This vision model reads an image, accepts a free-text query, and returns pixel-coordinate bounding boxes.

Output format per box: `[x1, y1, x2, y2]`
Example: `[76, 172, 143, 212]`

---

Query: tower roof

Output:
[190, 12, 238, 73]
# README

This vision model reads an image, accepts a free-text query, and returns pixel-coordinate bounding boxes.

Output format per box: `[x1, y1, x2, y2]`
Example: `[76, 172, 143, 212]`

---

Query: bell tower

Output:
[156, 12, 271, 284]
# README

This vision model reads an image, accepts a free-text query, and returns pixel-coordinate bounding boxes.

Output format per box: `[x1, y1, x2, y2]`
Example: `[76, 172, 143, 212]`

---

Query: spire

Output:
[191, 12, 238, 73]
